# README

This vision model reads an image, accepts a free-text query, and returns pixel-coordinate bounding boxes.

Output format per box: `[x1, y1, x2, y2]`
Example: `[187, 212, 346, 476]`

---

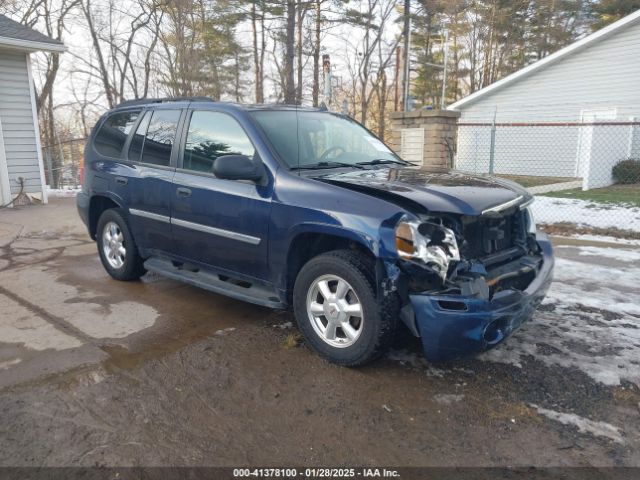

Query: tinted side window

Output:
[94, 110, 140, 158]
[128, 111, 151, 162]
[183, 111, 255, 174]
[140, 110, 181, 167]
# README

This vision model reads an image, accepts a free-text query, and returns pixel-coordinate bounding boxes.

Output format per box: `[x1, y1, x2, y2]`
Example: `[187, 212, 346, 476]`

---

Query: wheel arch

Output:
[283, 225, 377, 303]
[88, 194, 124, 240]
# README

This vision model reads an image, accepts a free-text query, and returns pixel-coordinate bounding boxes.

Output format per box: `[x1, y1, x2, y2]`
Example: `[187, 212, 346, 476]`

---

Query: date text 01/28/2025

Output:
[232, 468, 401, 478]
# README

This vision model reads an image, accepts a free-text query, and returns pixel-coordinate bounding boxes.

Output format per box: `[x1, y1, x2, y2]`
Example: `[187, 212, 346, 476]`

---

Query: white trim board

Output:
[449, 9, 640, 110]
[0, 117, 11, 206]
[25, 53, 48, 204]
[0, 35, 66, 53]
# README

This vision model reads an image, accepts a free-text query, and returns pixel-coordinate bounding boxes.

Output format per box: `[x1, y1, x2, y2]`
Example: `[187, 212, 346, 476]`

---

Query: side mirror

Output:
[213, 154, 265, 182]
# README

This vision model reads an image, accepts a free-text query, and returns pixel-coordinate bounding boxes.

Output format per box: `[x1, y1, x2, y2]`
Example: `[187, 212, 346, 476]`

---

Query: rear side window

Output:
[93, 110, 140, 158]
[183, 111, 255, 174]
[128, 111, 151, 162]
[139, 109, 181, 167]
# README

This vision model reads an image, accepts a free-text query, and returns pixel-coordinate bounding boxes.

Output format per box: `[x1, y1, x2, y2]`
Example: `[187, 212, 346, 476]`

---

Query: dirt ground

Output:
[0, 197, 639, 467]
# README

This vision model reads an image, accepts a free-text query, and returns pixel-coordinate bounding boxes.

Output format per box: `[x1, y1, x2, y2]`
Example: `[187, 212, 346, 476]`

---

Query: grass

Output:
[539, 222, 640, 240]
[282, 332, 303, 349]
[542, 183, 640, 207]
[496, 175, 578, 188]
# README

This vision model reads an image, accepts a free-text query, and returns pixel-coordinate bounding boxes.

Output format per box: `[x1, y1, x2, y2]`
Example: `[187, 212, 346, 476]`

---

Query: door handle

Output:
[115, 176, 128, 185]
[177, 187, 192, 198]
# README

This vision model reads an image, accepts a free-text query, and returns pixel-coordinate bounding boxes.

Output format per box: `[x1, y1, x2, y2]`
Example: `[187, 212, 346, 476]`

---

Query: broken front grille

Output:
[460, 209, 525, 261]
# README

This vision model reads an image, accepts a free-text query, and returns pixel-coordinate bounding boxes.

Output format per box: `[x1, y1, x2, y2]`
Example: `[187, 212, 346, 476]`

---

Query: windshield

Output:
[250, 110, 402, 169]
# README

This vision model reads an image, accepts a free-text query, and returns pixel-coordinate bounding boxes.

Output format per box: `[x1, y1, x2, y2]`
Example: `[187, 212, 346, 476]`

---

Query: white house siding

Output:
[0, 49, 42, 196]
[454, 18, 640, 184]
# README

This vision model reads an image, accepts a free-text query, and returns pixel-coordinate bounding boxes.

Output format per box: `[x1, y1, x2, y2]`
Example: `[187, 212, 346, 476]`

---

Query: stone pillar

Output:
[389, 109, 460, 170]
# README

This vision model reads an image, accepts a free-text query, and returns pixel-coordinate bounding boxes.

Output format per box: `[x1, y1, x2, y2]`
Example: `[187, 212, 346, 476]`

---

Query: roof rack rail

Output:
[116, 97, 214, 108]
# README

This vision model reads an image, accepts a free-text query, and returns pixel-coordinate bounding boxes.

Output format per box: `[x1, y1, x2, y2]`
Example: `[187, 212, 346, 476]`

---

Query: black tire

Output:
[96, 208, 146, 281]
[293, 249, 399, 366]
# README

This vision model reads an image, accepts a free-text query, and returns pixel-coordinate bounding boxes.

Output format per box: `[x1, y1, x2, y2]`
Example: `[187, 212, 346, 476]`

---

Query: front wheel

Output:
[96, 208, 146, 281]
[293, 250, 399, 366]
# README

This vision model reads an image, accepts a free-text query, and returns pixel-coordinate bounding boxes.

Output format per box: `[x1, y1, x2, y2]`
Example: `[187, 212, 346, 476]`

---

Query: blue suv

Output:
[77, 98, 554, 366]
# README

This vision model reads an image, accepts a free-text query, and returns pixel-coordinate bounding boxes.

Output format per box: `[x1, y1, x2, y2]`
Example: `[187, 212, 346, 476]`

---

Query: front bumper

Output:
[409, 232, 554, 362]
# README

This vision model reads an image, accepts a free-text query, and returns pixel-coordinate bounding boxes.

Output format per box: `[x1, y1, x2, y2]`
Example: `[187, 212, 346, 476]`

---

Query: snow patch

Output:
[567, 245, 640, 262]
[387, 349, 447, 378]
[482, 250, 640, 387]
[532, 196, 640, 232]
[272, 321, 293, 330]
[0, 358, 22, 370]
[433, 393, 465, 405]
[46, 187, 81, 198]
[531, 405, 624, 444]
[547, 258, 640, 315]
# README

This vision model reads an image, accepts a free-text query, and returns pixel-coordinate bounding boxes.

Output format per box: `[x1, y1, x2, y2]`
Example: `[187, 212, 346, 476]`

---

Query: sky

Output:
[25, 1, 403, 133]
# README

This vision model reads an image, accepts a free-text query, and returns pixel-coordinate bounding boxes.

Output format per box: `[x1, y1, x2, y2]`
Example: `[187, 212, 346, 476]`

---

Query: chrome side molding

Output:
[129, 208, 171, 224]
[129, 208, 261, 245]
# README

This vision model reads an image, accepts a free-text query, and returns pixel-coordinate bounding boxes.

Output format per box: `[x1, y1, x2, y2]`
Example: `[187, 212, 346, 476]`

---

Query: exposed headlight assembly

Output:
[524, 206, 537, 234]
[395, 219, 460, 280]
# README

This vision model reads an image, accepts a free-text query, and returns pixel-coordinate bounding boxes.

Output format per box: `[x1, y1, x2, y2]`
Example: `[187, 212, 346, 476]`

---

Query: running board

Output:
[144, 257, 286, 309]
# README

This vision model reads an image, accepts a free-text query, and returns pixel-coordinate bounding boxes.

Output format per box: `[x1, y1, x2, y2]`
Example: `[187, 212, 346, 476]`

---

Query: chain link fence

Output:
[42, 137, 86, 191]
[455, 120, 640, 237]
[38, 125, 640, 237]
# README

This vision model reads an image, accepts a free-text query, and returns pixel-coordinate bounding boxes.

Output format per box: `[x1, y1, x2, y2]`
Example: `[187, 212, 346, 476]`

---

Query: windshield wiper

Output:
[357, 158, 416, 167]
[291, 161, 364, 170]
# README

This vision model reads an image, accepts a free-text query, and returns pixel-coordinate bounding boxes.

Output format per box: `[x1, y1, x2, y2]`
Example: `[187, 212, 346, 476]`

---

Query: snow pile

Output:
[46, 187, 81, 198]
[482, 247, 640, 387]
[531, 405, 624, 444]
[532, 196, 640, 232]
[563, 245, 640, 262]
[567, 234, 640, 246]
[547, 257, 640, 316]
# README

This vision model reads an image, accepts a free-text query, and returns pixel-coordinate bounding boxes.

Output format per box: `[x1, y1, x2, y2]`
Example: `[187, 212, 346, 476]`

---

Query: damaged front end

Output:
[390, 200, 554, 362]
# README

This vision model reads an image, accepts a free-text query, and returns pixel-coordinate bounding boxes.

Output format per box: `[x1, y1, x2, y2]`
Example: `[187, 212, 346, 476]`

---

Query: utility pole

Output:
[402, 0, 411, 111]
[440, 28, 449, 110]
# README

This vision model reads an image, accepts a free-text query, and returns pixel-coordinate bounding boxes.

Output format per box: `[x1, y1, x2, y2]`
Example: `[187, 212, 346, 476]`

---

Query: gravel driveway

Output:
[0, 198, 638, 467]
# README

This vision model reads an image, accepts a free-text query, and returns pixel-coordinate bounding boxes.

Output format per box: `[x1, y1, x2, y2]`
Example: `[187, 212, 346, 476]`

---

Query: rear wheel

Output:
[293, 250, 398, 366]
[96, 208, 146, 281]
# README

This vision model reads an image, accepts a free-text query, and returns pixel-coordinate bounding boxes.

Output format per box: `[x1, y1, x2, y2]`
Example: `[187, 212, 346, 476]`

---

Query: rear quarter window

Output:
[93, 110, 141, 158]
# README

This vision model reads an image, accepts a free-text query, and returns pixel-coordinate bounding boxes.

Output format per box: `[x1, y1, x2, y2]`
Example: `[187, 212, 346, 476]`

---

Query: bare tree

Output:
[79, 0, 164, 106]
[283, 0, 297, 103]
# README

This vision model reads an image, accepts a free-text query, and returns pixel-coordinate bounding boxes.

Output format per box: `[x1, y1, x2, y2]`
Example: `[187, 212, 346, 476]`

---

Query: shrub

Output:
[612, 159, 640, 184]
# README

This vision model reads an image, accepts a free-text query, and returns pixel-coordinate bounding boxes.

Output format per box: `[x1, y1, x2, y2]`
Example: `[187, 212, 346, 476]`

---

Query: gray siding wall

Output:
[457, 20, 640, 122]
[455, 20, 640, 179]
[0, 49, 42, 194]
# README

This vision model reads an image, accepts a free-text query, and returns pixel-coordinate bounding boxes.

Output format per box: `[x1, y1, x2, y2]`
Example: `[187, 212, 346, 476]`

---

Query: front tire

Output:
[96, 208, 146, 281]
[293, 250, 399, 366]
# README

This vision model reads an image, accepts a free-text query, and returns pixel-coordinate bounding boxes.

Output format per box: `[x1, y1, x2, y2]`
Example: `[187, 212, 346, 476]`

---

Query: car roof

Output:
[111, 97, 327, 114]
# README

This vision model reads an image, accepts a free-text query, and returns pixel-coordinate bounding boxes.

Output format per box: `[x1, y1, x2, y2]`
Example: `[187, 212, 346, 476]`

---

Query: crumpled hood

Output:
[316, 167, 531, 216]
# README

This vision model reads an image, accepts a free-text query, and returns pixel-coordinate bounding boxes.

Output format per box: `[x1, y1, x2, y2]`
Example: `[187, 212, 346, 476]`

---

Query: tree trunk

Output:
[312, 0, 321, 106]
[284, 0, 296, 104]
[378, 71, 387, 139]
[36, 53, 59, 112]
[251, 1, 263, 103]
[46, 94, 59, 189]
[81, 0, 115, 107]
[295, 0, 304, 104]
